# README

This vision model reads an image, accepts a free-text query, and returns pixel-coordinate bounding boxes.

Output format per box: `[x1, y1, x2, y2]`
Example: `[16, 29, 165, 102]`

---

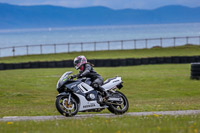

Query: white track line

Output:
[1, 110, 200, 122]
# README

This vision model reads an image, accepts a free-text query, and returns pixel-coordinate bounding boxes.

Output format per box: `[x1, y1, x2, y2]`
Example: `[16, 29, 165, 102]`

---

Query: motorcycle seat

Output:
[103, 77, 117, 85]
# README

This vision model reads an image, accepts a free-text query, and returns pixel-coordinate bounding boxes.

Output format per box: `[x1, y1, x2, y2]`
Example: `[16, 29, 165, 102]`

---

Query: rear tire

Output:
[107, 91, 129, 115]
[55, 95, 78, 117]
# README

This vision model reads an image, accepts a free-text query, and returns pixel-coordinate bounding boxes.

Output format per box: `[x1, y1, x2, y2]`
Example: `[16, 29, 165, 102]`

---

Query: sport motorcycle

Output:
[55, 71, 129, 116]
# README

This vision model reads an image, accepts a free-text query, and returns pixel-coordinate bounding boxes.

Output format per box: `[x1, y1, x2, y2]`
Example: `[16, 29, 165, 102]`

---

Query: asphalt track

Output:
[1, 110, 200, 122]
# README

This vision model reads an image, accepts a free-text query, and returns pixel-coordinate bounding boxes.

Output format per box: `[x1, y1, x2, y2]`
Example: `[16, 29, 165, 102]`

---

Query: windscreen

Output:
[56, 71, 73, 89]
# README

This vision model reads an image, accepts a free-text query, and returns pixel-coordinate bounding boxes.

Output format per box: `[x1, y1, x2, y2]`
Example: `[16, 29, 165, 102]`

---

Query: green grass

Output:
[1, 45, 200, 132]
[0, 115, 200, 133]
[1, 45, 200, 63]
[0, 64, 200, 117]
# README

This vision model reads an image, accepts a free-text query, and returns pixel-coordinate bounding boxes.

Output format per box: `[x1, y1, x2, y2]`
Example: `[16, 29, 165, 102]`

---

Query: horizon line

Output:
[0, 2, 200, 10]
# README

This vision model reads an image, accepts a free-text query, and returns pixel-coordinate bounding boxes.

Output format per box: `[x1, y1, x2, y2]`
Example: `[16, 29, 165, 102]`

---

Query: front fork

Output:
[68, 93, 71, 104]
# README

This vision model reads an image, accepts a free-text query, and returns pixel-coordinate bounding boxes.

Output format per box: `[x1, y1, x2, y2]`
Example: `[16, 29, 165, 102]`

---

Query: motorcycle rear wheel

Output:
[107, 91, 129, 115]
[55, 95, 78, 117]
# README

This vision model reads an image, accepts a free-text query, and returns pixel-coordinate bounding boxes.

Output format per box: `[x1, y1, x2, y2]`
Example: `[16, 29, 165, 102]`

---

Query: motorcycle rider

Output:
[71, 55, 109, 98]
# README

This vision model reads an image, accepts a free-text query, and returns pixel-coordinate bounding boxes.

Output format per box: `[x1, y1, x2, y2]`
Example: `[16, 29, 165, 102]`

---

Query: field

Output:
[0, 45, 200, 63]
[0, 46, 200, 132]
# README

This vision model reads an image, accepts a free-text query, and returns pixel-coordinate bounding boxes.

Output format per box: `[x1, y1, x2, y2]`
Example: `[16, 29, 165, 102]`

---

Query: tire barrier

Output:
[191, 63, 200, 80]
[0, 56, 200, 71]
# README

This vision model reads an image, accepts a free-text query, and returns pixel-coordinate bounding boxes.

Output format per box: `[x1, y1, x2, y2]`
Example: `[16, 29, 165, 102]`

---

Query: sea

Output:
[0, 23, 200, 57]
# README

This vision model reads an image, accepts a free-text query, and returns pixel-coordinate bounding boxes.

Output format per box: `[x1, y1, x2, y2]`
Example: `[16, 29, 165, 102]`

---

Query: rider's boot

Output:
[98, 86, 110, 99]
[93, 83, 110, 99]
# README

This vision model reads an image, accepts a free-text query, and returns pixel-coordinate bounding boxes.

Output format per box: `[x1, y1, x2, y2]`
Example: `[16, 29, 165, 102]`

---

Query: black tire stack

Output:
[191, 63, 200, 79]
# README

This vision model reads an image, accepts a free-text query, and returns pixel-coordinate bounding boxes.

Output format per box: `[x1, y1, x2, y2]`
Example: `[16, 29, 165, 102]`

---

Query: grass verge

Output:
[0, 45, 200, 63]
[0, 115, 200, 133]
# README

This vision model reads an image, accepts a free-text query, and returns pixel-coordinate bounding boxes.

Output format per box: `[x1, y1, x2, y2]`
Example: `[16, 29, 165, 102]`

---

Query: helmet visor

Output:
[74, 58, 81, 69]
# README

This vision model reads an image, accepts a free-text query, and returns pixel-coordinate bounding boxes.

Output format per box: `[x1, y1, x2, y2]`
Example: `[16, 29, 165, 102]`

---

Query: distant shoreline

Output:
[0, 22, 200, 33]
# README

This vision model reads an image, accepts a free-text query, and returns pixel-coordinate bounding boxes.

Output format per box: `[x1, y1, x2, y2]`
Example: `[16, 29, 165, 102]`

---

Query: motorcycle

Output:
[55, 71, 129, 117]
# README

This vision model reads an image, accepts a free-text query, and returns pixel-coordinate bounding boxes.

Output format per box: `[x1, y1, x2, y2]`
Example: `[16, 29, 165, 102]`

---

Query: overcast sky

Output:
[0, 0, 200, 9]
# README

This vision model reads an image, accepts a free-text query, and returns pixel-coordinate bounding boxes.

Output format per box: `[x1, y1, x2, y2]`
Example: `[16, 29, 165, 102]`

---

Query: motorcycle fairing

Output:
[102, 77, 122, 91]
[65, 81, 81, 91]
[77, 82, 94, 93]
[56, 71, 73, 89]
[74, 93, 107, 111]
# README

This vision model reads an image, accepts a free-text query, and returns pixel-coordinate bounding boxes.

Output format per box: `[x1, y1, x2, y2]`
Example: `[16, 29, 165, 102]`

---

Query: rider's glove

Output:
[71, 73, 82, 79]
[77, 73, 83, 78]
[71, 75, 77, 79]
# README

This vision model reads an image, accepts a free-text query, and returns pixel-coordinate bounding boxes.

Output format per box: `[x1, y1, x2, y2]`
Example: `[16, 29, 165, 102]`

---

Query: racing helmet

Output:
[73, 55, 87, 70]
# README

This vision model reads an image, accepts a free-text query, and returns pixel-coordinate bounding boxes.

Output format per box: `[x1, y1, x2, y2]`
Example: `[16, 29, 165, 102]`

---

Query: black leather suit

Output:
[77, 63, 104, 91]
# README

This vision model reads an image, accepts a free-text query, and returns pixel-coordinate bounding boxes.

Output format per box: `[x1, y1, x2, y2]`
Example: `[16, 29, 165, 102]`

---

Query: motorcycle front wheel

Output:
[55, 95, 78, 117]
[107, 91, 129, 115]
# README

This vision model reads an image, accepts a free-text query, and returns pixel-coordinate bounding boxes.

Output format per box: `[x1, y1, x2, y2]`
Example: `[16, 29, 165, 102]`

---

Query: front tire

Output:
[55, 95, 78, 117]
[107, 91, 129, 115]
